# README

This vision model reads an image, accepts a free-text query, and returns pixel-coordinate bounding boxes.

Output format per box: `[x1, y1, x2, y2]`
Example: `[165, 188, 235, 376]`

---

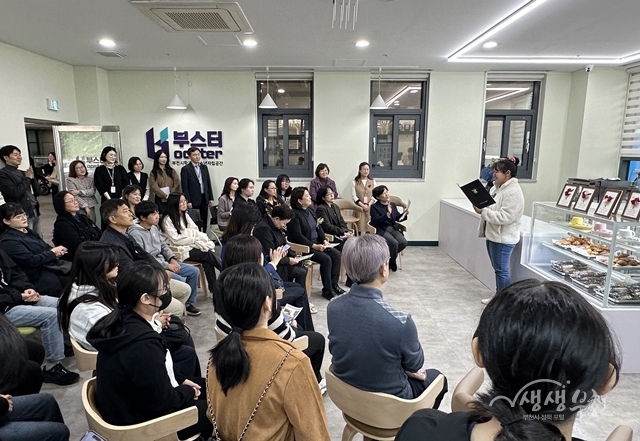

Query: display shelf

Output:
[548, 220, 640, 254]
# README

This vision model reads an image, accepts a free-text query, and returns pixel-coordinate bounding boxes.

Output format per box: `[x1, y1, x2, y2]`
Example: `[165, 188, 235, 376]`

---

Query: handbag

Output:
[161, 315, 191, 352]
[206, 348, 293, 441]
[43, 259, 72, 275]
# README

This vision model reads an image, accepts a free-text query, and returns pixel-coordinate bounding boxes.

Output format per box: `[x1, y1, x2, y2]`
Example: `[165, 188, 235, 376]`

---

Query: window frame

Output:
[368, 80, 428, 179]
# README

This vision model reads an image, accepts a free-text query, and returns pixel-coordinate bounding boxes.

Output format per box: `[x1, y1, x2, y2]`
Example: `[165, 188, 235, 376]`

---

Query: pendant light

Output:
[167, 67, 187, 110]
[370, 67, 387, 109]
[259, 67, 278, 109]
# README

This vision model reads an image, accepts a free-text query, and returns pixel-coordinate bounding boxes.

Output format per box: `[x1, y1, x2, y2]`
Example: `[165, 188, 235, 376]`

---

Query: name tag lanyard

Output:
[107, 167, 116, 194]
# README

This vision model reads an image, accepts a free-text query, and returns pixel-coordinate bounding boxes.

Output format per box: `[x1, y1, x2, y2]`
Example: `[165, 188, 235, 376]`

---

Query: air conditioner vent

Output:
[96, 51, 126, 58]
[131, 1, 253, 33]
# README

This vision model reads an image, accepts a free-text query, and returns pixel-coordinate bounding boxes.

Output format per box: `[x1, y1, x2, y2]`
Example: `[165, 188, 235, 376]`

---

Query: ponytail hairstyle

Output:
[492, 157, 520, 178]
[161, 192, 189, 234]
[210, 262, 275, 395]
[58, 241, 119, 332]
[87, 261, 167, 340]
[470, 279, 620, 440]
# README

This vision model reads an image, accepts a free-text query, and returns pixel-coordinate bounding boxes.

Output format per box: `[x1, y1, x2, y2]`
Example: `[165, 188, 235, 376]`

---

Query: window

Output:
[257, 80, 313, 178]
[369, 80, 427, 178]
[482, 80, 541, 180]
[618, 71, 640, 180]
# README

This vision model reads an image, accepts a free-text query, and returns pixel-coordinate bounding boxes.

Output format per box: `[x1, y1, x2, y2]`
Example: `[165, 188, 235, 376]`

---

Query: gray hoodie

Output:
[127, 223, 176, 269]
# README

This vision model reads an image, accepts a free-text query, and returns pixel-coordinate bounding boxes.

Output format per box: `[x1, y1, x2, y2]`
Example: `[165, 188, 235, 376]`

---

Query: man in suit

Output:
[0, 145, 41, 236]
[180, 147, 213, 232]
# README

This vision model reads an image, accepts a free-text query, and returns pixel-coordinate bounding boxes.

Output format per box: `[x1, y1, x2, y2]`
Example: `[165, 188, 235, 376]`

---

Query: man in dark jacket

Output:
[0, 249, 79, 386]
[180, 147, 213, 231]
[0, 145, 41, 236]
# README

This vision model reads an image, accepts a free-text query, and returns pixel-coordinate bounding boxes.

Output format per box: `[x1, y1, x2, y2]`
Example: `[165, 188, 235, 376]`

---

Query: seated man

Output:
[327, 234, 448, 406]
[129, 201, 201, 316]
[99, 199, 191, 317]
[0, 249, 79, 386]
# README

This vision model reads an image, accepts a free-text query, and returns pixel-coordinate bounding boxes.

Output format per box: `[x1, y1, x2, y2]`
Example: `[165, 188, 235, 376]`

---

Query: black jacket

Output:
[370, 201, 406, 235]
[180, 163, 213, 207]
[52, 214, 101, 261]
[252, 217, 299, 278]
[287, 208, 326, 248]
[0, 249, 35, 313]
[0, 165, 40, 217]
[0, 228, 57, 286]
[127, 171, 149, 199]
[315, 203, 349, 237]
[99, 227, 162, 280]
[87, 309, 195, 426]
[94, 165, 129, 202]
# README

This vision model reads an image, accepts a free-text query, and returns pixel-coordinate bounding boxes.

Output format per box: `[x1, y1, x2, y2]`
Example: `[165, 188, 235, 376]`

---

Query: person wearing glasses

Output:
[66, 160, 98, 222]
[256, 180, 281, 216]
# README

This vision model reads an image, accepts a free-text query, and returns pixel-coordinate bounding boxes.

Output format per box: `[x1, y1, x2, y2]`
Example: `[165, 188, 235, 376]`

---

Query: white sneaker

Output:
[318, 378, 327, 395]
[481, 297, 492, 305]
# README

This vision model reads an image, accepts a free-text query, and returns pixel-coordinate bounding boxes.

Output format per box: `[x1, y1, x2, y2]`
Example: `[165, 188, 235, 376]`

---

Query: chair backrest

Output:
[334, 198, 363, 218]
[82, 377, 198, 441]
[286, 239, 310, 255]
[606, 426, 634, 441]
[365, 221, 376, 234]
[451, 366, 484, 412]
[209, 205, 218, 225]
[389, 195, 407, 209]
[325, 365, 445, 429]
[71, 336, 98, 372]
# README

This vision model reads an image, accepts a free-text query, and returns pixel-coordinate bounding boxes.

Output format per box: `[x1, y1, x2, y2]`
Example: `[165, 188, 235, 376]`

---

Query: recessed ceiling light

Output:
[355, 40, 370, 47]
[482, 41, 498, 49]
[99, 39, 116, 48]
[409, 90, 419, 94]
[277, 89, 285, 94]
[243, 39, 257, 47]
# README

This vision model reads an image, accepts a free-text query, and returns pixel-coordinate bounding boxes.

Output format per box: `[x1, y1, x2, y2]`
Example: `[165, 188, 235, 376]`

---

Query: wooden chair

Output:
[286, 240, 318, 297]
[70, 336, 98, 372]
[17, 326, 38, 336]
[366, 221, 406, 270]
[326, 364, 445, 441]
[606, 426, 634, 441]
[183, 260, 208, 297]
[82, 377, 199, 441]
[451, 367, 484, 412]
[214, 327, 308, 350]
[334, 199, 363, 236]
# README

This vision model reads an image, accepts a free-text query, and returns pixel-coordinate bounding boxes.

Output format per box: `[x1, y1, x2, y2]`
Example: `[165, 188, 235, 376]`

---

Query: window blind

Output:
[620, 71, 640, 156]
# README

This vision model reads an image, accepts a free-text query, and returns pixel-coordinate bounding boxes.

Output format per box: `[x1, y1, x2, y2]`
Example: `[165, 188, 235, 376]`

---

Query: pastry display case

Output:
[525, 202, 640, 307]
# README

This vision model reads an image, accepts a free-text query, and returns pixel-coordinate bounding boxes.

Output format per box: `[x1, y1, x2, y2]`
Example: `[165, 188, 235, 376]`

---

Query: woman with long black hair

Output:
[149, 150, 181, 214]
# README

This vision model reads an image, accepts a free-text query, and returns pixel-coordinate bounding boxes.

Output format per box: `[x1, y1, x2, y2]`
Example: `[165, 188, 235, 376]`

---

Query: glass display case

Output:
[526, 202, 640, 308]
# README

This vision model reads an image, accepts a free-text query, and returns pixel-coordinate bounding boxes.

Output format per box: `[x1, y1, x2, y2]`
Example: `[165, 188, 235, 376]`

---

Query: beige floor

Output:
[34, 196, 640, 441]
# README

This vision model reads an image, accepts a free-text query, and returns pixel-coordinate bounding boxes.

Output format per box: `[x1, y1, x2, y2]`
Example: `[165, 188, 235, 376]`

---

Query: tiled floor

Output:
[35, 197, 640, 440]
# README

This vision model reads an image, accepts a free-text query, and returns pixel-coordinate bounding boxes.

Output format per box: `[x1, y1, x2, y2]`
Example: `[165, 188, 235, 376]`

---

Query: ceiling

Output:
[0, 0, 638, 72]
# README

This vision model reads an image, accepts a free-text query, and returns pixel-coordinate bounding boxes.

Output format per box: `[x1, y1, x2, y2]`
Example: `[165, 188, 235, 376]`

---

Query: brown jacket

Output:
[206, 328, 330, 441]
[149, 168, 181, 202]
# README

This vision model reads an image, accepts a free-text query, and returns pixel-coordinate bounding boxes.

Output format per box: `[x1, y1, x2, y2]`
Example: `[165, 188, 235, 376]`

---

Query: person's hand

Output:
[344, 231, 354, 237]
[167, 260, 181, 273]
[288, 257, 299, 265]
[406, 369, 426, 381]
[387, 204, 392, 215]
[312, 243, 325, 252]
[157, 311, 171, 329]
[291, 319, 297, 328]
[51, 246, 67, 257]
[0, 395, 13, 412]
[323, 240, 330, 246]
[473, 206, 483, 214]
[69, 189, 80, 196]
[362, 204, 370, 213]
[187, 203, 193, 209]
[269, 247, 286, 263]
[162, 198, 168, 203]
[25, 167, 34, 179]
[208, 200, 215, 207]
[182, 379, 201, 399]
[404, 209, 410, 216]
[21, 289, 40, 302]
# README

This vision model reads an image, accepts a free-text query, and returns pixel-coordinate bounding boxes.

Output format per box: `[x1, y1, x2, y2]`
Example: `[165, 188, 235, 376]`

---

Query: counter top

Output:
[441, 198, 532, 236]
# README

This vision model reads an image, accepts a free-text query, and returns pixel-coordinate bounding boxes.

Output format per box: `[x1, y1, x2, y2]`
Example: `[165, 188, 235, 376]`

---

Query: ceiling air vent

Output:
[96, 51, 126, 58]
[131, 1, 253, 33]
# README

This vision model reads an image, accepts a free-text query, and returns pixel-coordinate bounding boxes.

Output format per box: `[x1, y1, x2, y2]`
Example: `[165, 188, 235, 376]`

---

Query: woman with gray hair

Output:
[327, 234, 448, 404]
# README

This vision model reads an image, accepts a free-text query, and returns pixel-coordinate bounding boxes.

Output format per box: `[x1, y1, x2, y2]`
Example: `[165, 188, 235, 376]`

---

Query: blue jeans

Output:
[486, 240, 516, 293]
[171, 262, 200, 305]
[0, 393, 69, 441]
[5, 296, 64, 363]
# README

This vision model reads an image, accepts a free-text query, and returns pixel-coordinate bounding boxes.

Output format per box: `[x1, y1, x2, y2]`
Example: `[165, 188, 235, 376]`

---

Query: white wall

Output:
[74, 66, 112, 125]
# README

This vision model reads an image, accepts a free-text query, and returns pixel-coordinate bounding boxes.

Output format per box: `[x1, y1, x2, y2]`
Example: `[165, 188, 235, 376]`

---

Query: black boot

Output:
[389, 258, 398, 272]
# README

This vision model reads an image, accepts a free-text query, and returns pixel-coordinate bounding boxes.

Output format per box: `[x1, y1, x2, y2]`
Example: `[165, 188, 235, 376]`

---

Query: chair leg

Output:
[341, 425, 358, 441]
[399, 251, 403, 270]
[305, 265, 313, 298]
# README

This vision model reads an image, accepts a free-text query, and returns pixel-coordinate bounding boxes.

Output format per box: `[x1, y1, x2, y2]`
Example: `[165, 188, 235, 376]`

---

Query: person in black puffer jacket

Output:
[52, 191, 102, 262]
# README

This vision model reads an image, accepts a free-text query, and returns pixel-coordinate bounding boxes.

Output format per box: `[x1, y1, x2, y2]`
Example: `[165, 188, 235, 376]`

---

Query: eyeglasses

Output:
[267, 186, 277, 190]
[12, 213, 27, 219]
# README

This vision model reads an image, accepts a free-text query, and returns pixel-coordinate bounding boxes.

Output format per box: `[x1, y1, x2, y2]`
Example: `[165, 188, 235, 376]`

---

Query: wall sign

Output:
[146, 126, 224, 166]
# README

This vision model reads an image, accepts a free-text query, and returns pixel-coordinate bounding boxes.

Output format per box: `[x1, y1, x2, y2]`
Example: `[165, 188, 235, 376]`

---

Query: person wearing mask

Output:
[370, 185, 408, 272]
[52, 192, 101, 262]
[42, 152, 59, 199]
[149, 150, 181, 215]
[276, 174, 292, 205]
[87, 261, 212, 440]
[288, 187, 342, 301]
[308, 163, 338, 208]
[0, 203, 69, 297]
[217, 176, 238, 231]
[328, 234, 448, 405]
[0, 145, 41, 236]
[473, 157, 524, 304]
[233, 178, 256, 211]
[180, 147, 213, 231]
[99, 199, 191, 317]
[122, 185, 142, 220]
[94, 146, 129, 203]
[207, 263, 331, 441]
[66, 160, 98, 222]
[352, 162, 376, 234]
[127, 156, 149, 199]
[396, 280, 620, 441]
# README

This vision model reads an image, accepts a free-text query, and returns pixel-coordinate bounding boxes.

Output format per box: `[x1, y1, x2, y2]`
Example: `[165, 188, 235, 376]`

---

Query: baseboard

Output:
[407, 241, 438, 246]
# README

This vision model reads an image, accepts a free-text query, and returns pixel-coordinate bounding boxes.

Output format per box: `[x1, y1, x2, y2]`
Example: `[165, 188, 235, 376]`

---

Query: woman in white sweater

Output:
[474, 158, 524, 303]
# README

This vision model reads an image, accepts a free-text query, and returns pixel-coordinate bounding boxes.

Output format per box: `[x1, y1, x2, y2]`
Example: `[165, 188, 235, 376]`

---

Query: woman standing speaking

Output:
[474, 157, 524, 304]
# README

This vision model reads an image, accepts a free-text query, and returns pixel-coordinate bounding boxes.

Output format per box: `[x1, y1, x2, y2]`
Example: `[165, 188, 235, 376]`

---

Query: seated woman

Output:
[161, 192, 221, 295]
[370, 185, 408, 272]
[122, 185, 142, 219]
[276, 174, 292, 205]
[315, 186, 354, 248]
[256, 180, 281, 216]
[52, 191, 101, 261]
[66, 160, 98, 222]
[0, 203, 69, 297]
[219, 235, 323, 386]
[87, 261, 212, 440]
[288, 187, 342, 301]
[232, 178, 255, 210]
[217, 176, 238, 231]
[207, 262, 331, 440]
[396, 279, 620, 441]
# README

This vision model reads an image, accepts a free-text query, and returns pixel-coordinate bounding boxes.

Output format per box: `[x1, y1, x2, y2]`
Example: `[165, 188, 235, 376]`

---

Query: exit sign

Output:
[47, 99, 58, 111]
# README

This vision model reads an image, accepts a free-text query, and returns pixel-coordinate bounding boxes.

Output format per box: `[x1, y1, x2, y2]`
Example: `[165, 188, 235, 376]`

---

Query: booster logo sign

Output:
[146, 127, 224, 166]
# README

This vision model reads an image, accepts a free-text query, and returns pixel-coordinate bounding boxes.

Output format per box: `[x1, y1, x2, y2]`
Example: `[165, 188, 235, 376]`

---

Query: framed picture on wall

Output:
[594, 189, 624, 218]
[556, 184, 578, 208]
[622, 191, 640, 221]
[573, 187, 596, 213]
